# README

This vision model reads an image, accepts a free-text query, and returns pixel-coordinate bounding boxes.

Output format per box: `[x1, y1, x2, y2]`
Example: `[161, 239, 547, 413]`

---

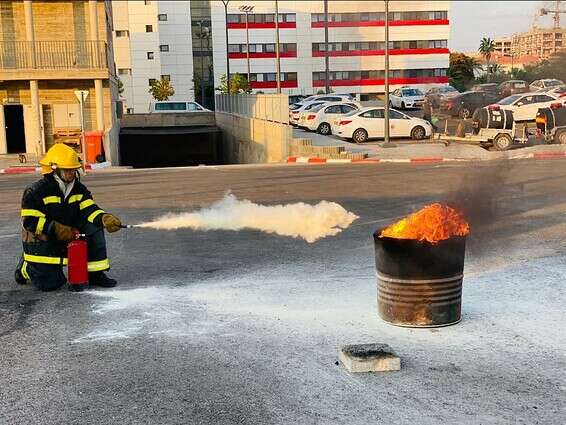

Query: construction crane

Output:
[540, 0, 566, 29]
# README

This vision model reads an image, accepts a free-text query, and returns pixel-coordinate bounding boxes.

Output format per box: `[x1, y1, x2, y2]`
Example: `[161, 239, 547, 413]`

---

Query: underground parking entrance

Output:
[119, 125, 222, 168]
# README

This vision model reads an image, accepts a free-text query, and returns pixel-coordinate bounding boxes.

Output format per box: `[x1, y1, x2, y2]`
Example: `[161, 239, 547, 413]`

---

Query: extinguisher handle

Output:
[72, 230, 86, 240]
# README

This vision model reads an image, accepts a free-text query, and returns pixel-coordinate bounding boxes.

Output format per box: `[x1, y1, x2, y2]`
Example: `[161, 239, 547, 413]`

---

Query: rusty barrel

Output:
[373, 231, 466, 328]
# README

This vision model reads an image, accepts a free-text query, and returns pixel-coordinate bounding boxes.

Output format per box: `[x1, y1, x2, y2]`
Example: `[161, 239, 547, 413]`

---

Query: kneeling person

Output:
[15, 144, 122, 291]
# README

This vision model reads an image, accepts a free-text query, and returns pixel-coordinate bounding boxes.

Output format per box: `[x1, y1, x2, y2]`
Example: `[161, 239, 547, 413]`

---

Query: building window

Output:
[158, 14, 168, 21]
[147, 52, 154, 60]
[161, 75, 171, 81]
[127, 108, 134, 114]
[116, 30, 129, 37]
[149, 78, 157, 86]
[146, 25, 153, 32]
[159, 44, 169, 52]
[118, 68, 131, 75]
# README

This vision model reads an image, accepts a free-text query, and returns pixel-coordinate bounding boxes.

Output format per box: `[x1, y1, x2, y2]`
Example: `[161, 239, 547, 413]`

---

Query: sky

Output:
[449, 1, 557, 52]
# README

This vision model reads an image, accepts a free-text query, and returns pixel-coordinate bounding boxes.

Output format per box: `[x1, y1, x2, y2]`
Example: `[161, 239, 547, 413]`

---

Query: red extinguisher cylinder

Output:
[68, 239, 89, 291]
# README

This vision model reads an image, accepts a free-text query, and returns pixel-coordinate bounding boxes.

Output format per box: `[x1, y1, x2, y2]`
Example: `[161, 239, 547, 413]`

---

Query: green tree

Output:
[216, 73, 251, 94]
[149, 77, 175, 101]
[117, 77, 124, 96]
[478, 37, 495, 81]
[448, 52, 479, 91]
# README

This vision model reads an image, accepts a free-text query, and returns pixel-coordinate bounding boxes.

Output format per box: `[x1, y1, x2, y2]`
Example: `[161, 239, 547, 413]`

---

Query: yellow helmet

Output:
[39, 144, 82, 175]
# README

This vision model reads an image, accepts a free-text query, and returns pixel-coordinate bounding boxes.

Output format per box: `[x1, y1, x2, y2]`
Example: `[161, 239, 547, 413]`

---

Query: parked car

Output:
[496, 92, 557, 121]
[150, 101, 210, 113]
[288, 95, 308, 105]
[471, 83, 499, 97]
[497, 80, 529, 98]
[289, 101, 328, 126]
[529, 79, 564, 92]
[440, 91, 499, 119]
[547, 85, 566, 98]
[333, 107, 432, 143]
[300, 102, 361, 134]
[424, 85, 460, 109]
[389, 87, 425, 109]
[301, 94, 355, 103]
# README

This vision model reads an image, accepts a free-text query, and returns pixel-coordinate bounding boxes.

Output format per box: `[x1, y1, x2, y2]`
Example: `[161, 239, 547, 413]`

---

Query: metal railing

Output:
[215, 93, 289, 124]
[0, 40, 107, 70]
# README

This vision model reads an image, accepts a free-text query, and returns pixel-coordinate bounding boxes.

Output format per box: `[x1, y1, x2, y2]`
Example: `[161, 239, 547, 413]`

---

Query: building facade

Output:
[211, 0, 450, 99]
[113, 0, 450, 107]
[512, 27, 565, 60]
[0, 0, 120, 162]
[493, 37, 512, 56]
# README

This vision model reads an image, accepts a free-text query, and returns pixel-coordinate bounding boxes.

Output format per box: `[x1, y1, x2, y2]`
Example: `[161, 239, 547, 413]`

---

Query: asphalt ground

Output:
[1, 162, 566, 424]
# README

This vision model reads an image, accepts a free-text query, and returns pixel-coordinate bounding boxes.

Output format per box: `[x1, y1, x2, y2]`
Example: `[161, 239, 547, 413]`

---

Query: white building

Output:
[113, 0, 450, 108]
[211, 0, 450, 99]
[112, 0, 196, 113]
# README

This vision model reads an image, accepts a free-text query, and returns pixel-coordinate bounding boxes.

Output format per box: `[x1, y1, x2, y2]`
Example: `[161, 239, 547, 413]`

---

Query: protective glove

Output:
[52, 222, 76, 242]
[102, 214, 122, 233]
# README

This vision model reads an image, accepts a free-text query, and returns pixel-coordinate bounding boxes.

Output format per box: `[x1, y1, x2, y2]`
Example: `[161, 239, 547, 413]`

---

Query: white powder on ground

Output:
[136, 193, 358, 243]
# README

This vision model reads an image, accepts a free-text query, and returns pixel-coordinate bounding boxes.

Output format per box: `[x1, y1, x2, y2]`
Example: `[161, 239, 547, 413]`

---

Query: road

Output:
[1, 161, 565, 424]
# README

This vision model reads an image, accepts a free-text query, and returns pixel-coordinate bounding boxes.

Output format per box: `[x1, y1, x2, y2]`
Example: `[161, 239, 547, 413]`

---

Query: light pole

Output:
[275, 0, 281, 93]
[239, 5, 255, 84]
[382, 0, 394, 147]
[324, 0, 330, 94]
[221, 0, 231, 92]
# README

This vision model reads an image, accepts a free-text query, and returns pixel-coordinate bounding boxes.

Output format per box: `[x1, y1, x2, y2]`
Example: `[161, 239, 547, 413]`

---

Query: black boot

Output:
[14, 268, 28, 285]
[89, 272, 117, 288]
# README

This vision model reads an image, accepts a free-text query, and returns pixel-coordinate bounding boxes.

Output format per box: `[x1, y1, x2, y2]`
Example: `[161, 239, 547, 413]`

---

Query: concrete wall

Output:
[120, 111, 215, 128]
[216, 111, 291, 164]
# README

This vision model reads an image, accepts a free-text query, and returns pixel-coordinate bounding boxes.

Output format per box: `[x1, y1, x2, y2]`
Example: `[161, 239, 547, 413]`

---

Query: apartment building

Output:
[512, 27, 566, 60]
[493, 37, 512, 56]
[0, 0, 120, 162]
[211, 0, 450, 99]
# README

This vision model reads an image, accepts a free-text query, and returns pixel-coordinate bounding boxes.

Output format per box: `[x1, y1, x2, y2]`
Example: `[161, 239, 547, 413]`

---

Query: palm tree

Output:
[479, 37, 495, 82]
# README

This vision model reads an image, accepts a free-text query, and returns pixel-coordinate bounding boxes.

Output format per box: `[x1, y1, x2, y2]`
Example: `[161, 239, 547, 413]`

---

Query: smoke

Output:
[136, 193, 359, 243]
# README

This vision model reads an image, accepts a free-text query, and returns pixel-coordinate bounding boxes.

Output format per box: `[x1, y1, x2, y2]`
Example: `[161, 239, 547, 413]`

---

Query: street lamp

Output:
[382, 0, 395, 147]
[221, 0, 231, 92]
[239, 5, 255, 84]
[324, 0, 330, 94]
[275, 0, 281, 93]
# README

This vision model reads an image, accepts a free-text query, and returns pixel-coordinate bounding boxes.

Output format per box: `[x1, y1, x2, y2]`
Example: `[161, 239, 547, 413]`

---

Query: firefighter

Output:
[14, 144, 122, 291]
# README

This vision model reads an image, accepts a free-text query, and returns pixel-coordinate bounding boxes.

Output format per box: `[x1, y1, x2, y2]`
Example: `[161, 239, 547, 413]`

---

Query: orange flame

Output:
[380, 203, 470, 244]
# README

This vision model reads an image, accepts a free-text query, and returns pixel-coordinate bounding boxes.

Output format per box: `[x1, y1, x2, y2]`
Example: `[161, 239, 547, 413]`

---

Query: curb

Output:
[0, 162, 111, 175]
[286, 152, 566, 164]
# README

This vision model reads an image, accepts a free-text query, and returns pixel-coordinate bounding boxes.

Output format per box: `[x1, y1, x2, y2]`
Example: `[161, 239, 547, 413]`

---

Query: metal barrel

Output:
[373, 231, 466, 328]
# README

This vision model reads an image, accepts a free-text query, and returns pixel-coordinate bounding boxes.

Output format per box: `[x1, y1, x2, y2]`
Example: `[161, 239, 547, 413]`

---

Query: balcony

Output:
[0, 40, 110, 80]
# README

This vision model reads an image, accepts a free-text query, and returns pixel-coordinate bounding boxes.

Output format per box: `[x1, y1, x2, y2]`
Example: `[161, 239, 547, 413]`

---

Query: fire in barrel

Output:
[374, 203, 470, 327]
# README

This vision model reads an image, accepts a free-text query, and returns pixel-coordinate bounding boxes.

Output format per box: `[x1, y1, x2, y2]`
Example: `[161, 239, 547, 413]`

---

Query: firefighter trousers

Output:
[16, 223, 109, 292]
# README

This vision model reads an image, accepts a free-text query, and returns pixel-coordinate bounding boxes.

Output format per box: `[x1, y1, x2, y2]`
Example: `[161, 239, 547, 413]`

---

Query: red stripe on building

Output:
[312, 48, 449, 57]
[250, 80, 298, 89]
[228, 51, 297, 59]
[228, 22, 296, 29]
[311, 19, 449, 28]
[312, 76, 449, 87]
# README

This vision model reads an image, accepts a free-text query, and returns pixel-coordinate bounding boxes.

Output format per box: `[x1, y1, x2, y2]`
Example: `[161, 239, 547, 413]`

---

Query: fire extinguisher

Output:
[67, 231, 89, 292]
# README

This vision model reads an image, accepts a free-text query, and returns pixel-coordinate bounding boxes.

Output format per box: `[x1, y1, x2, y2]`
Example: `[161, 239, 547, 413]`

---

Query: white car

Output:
[150, 101, 210, 113]
[529, 79, 564, 92]
[289, 101, 328, 126]
[301, 94, 355, 103]
[496, 92, 557, 121]
[389, 87, 425, 109]
[300, 102, 361, 134]
[334, 107, 432, 143]
[547, 85, 566, 98]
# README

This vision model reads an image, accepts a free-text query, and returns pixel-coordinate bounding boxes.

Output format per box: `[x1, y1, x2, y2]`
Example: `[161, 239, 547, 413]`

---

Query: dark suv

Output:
[440, 91, 499, 119]
[497, 80, 529, 98]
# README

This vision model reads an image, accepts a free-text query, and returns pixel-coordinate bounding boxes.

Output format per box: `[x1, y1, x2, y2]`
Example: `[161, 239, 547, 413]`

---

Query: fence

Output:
[0, 41, 108, 70]
[215, 93, 289, 124]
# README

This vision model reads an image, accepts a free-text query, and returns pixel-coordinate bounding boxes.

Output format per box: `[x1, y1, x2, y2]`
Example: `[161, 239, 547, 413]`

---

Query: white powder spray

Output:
[136, 193, 358, 243]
